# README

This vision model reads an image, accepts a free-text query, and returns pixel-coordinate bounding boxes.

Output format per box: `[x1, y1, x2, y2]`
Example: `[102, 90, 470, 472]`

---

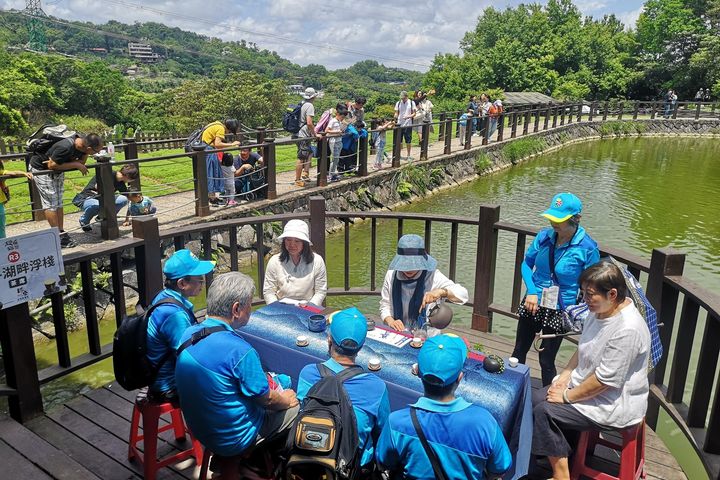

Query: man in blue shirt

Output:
[176, 272, 299, 476]
[297, 307, 391, 474]
[146, 249, 215, 403]
[377, 334, 512, 479]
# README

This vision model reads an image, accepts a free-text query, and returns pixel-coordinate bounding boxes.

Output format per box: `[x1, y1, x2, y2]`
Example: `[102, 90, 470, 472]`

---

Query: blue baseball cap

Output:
[541, 192, 583, 223]
[330, 307, 367, 353]
[163, 249, 215, 280]
[418, 334, 468, 386]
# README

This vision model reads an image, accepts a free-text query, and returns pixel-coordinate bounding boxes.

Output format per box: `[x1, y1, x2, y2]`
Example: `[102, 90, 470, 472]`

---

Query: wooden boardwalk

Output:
[0, 326, 687, 479]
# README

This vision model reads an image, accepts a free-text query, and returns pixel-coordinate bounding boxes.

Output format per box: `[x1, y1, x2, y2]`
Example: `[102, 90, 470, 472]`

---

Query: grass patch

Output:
[500, 137, 548, 165]
[474, 153, 493, 173]
[598, 121, 646, 137]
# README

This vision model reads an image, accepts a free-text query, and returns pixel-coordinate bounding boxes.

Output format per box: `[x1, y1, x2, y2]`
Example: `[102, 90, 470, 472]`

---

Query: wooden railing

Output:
[0, 198, 719, 477]
[2, 100, 719, 231]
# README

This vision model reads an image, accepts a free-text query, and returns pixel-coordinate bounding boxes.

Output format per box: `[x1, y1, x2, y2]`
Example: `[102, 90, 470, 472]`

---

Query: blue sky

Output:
[1, 0, 647, 71]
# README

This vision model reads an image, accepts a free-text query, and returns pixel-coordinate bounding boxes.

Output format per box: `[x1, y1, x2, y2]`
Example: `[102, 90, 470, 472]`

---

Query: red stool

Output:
[571, 421, 646, 480]
[128, 399, 204, 480]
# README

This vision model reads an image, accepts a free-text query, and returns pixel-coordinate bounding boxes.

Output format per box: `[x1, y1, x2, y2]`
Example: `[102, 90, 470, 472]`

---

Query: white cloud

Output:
[1, 0, 645, 69]
[617, 6, 643, 29]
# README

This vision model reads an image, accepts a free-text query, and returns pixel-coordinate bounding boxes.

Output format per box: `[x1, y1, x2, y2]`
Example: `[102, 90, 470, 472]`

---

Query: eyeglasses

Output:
[186, 276, 206, 284]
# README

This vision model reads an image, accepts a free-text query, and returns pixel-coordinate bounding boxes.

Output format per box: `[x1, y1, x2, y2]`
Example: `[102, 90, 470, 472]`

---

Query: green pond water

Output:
[12, 136, 720, 478]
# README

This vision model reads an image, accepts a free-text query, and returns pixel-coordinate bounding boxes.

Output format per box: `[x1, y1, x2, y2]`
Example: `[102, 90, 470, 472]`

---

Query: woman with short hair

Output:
[531, 261, 651, 480]
[262, 219, 327, 306]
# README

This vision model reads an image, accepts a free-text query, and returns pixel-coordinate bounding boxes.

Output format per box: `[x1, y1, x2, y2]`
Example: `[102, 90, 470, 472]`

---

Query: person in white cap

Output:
[295, 87, 319, 187]
[263, 219, 327, 305]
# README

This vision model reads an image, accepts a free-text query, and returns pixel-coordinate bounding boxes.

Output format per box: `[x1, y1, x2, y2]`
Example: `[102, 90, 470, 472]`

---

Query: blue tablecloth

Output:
[243, 302, 532, 479]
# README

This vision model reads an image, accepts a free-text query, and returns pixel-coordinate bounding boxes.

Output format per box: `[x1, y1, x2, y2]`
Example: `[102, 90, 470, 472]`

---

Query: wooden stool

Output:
[571, 421, 646, 480]
[128, 399, 203, 480]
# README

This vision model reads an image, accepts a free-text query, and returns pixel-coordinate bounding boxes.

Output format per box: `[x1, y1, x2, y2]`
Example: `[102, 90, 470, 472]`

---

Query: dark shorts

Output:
[297, 137, 313, 161]
[401, 127, 413, 144]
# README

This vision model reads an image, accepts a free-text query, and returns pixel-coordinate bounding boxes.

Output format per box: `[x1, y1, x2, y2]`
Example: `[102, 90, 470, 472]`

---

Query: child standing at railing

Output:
[326, 104, 348, 182]
[458, 108, 474, 146]
[373, 118, 394, 169]
[123, 192, 156, 226]
[0, 161, 33, 238]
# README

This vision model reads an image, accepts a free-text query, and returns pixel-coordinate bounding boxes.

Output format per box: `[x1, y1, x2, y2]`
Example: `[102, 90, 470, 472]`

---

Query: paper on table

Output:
[278, 298, 307, 306]
[366, 328, 412, 348]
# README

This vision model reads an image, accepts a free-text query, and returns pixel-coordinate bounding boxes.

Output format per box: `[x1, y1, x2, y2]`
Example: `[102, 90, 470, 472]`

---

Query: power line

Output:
[91, 0, 433, 69]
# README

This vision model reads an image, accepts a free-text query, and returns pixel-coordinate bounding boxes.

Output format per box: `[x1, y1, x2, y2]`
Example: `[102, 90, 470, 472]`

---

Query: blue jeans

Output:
[375, 139, 386, 165]
[80, 195, 128, 226]
[0, 203, 6, 238]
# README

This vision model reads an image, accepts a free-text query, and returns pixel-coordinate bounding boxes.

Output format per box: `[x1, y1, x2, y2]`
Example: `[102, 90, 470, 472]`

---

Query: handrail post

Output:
[438, 112, 446, 142]
[464, 113, 474, 149]
[617, 101, 624, 120]
[650, 101, 657, 119]
[96, 157, 120, 240]
[522, 110, 530, 134]
[544, 106, 551, 129]
[695, 102, 701, 120]
[420, 120, 431, 160]
[645, 247, 685, 430]
[560, 103, 566, 125]
[511, 111, 519, 138]
[369, 120, 378, 155]
[309, 196, 326, 260]
[443, 117, 453, 154]
[552, 106, 558, 128]
[588, 102, 595, 121]
[132, 216, 163, 307]
[317, 134, 328, 187]
[122, 138, 140, 192]
[672, 102, 679, 119]
[255, 127, 266, 152]
[497, 113, 505, 142]
[263, 138, 277, 200]
[482, 116, 489, 145]
[191, 146, 210, 217]
[391, 124, 402, 168]
[602, 101, 609, 121]
[358, 132, 369, 176]
[576, 103, 582, 122]
[0, 303, 44, 423]
[633, 102, 640, 120]
[472, 204, 500, 332]
[534, 108, 541, 131]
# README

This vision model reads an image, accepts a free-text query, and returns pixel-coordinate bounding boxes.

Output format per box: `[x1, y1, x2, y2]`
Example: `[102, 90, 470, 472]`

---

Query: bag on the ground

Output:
[314, 109, 332, 134]
[25, 124, 77, 166]
[112, 298, 195, 391]
[284, 364, 363, 480]
[283, 102, 304, 134]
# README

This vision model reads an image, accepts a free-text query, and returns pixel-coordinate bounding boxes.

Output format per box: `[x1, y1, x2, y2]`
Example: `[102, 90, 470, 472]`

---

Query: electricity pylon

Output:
[25, 0, 47, 52]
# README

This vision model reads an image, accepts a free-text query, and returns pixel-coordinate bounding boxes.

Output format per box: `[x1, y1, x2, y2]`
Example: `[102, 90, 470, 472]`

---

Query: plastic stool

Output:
[571, 421, 646, 480]
[128, 399, 203, 480]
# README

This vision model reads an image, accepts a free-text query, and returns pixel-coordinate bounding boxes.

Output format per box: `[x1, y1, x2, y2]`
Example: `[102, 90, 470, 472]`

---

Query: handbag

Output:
[538, 238, 587, 335]
[410, 408, 449, 480]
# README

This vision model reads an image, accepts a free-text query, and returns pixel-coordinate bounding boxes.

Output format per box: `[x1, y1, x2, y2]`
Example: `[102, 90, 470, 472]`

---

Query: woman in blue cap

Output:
[380, 234, 468, 331]
[511, 192, 600, 386]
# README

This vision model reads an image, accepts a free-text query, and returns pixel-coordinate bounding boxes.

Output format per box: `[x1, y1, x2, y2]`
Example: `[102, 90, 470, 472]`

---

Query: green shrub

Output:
[57, 115, 111, 135]
[598, 120, 645, 137]
[474, 153, 492, 173]
[397, 181, 413, 199]
[501, 137, 547, 164]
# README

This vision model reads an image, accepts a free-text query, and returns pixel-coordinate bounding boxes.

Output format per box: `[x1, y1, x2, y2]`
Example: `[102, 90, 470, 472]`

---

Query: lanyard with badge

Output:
[540, 231, 576, 310]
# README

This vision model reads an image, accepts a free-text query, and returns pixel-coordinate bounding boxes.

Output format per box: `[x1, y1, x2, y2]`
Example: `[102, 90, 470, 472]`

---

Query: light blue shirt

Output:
[175, 318, 269, 456]
[146, 288, 196, 394]
[297, 358, 390, 467]
[377, 396, 512, 479]
[521, 226, 600, 307]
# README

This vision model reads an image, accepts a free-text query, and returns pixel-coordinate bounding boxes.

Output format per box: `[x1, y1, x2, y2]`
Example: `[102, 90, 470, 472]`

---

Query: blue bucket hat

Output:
[163, 249, 215, 280]
[418, 334, 468, 386]
[541, 192, 583, 223]
[388, 234, 437, 272]
[330, 307, 367, 353]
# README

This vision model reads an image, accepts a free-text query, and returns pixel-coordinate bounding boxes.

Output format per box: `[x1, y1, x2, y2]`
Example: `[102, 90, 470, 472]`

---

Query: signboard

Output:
[1, 228, 65, 310]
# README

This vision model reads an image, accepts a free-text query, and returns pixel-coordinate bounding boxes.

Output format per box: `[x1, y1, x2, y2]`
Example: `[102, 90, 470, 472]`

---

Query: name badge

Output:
[541, 285, 560, 310]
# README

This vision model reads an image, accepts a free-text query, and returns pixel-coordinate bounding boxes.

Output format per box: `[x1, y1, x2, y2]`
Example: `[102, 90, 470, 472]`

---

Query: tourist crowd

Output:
[136, 192, 652, 480]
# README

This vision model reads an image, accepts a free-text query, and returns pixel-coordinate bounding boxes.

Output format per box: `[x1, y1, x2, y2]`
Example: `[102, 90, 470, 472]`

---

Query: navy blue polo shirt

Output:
[175, 318, 269, 457]
[297, 358, 390, 467]
[376, 396, 512, 479]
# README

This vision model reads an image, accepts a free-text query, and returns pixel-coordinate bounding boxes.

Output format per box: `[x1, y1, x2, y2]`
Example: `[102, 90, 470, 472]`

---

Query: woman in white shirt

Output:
[531, 261, 650, 480]
[380, 234, 468, 331]
[263, 219, 327, 306]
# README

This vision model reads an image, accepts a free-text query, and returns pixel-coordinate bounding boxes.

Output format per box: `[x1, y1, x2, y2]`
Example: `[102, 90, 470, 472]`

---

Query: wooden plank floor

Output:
[1, 327, 686, 479]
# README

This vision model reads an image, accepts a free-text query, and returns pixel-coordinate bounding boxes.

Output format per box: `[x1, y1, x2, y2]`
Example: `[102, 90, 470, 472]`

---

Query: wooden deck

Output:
[0, 326, 687, 480]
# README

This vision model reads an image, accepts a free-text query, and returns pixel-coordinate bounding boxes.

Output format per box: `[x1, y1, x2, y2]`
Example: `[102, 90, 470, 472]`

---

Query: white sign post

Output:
[1, 228, 65, 310]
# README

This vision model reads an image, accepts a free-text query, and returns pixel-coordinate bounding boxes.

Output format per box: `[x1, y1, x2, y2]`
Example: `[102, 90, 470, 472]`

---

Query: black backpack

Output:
[284, 364, 363, 480]
[282, 102, 304, 134]
[112, 298, 195, 391]
[184, 121, 220, 155]
[25, 124, 77, 167]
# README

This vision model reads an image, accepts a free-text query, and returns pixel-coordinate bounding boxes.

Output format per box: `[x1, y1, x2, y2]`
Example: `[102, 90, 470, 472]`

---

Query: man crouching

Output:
[175, 271, 299, 478]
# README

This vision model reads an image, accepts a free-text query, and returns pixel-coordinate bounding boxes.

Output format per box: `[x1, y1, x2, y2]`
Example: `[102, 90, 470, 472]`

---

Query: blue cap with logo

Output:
[418, 334, 468, 386]
[330, 307, 367, 353]
[163, 249, 215, 280]
[541, 192, 583, 223]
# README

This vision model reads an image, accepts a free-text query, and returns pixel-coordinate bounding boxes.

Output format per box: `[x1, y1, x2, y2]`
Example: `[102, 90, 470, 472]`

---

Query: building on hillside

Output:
[127, 42, 161, 63]
[88, 47, 107, 54]
[287, 84, 305, 94]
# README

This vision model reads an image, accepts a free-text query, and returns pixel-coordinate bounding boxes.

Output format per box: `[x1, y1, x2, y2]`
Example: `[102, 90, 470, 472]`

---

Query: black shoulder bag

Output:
[410, 407, 449, 480]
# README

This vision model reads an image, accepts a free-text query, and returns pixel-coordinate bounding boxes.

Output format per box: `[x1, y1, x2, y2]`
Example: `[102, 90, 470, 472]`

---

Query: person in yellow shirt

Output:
[0, 161, 34, 238]
[201, 119, 240, 206]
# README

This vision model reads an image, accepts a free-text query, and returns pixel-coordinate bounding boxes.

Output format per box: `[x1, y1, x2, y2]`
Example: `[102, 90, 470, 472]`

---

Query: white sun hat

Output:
[278, 219, 312, 244]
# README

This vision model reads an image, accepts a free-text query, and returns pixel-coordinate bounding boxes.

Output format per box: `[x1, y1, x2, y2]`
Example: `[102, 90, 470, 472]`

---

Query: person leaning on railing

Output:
[262, 219, 328, 306]
[380, 234, 468, 332]
[201, 118, 240, 206]
[511, 192, 600, 386]
[532, 261, 651, 480]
